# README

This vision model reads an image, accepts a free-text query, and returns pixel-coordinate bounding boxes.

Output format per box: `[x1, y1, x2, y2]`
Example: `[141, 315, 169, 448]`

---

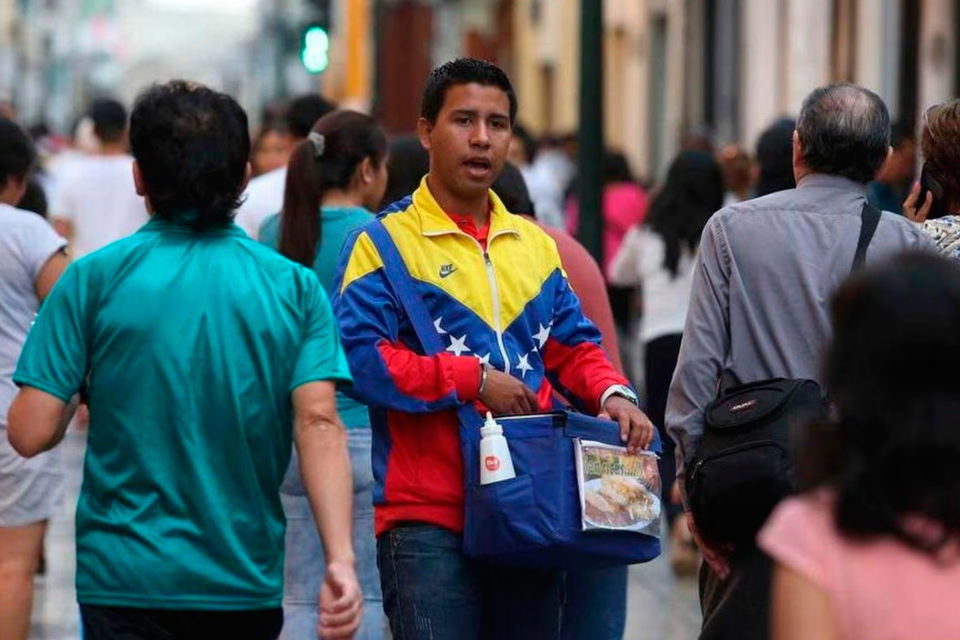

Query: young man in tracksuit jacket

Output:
[332, 58, 654, 640]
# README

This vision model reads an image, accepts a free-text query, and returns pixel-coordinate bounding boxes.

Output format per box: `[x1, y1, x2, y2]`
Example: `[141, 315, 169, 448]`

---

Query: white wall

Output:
[784, 0, 832, 114]
[919, 0, 956, 114]
[855, 0, 901, 112]
[740, 0, 783, 150]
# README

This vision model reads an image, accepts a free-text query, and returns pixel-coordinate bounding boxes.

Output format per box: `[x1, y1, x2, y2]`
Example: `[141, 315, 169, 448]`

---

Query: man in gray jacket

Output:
[666, 84, 931, 640]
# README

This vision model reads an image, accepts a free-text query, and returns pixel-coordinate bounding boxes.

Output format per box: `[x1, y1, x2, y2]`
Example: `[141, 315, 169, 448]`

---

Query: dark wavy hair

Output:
[796, 84, 890, 184]
[421, 58, 517, 124]
[920, 99, 960, 213]
[644, 150, 724, 277]
[0, 117, 35, 189]
[129, 81, 250, 229]
[279, 110, 387, 267]
[797, 252, 960, 556]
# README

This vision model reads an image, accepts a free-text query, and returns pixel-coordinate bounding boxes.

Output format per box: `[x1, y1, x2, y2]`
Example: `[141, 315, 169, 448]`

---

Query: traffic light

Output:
[301, 24, 330, 74]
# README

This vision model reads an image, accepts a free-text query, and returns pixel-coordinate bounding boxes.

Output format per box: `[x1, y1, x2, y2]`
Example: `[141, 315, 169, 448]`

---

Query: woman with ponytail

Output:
[259, 109, 388, 640]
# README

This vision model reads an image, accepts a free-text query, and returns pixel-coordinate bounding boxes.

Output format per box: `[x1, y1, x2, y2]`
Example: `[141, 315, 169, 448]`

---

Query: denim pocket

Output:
[465, 474, 557, 558]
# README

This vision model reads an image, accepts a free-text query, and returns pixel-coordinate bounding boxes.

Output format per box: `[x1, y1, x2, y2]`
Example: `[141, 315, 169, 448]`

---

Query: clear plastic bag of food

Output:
[574, 439, 662, 537]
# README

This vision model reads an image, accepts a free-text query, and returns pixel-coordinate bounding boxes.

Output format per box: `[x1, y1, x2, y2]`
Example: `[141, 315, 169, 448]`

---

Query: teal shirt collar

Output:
[141, 216, 249, 238]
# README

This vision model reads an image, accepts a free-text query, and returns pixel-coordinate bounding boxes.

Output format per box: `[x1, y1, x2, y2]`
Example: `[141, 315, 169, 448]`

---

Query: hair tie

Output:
[308, 131, 325, 158]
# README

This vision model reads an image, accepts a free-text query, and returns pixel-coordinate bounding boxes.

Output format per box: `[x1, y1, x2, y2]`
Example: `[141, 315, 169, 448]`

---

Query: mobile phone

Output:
[918, 164, 946, 220]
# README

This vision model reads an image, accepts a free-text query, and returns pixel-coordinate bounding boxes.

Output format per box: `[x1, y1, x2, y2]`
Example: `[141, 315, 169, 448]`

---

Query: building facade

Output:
[509, 0, 960, 182]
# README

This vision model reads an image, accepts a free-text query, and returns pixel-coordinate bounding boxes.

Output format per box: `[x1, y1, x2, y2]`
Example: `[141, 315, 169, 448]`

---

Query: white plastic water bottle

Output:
[479, 412, 516, 485]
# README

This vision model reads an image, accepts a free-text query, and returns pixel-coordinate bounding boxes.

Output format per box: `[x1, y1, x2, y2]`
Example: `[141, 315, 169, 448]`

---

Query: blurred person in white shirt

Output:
[50, 99, 147, 258]
[508, 126, 572, 229]
[234, 94, 334, 239]
[0, 116, 72, 640]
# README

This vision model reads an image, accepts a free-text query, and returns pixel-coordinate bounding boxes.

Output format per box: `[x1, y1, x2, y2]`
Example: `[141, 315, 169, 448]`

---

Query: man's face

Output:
[418, 83, 512, 202]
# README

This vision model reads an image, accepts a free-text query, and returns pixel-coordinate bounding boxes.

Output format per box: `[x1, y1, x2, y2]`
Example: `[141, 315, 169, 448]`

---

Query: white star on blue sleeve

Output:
[516, 352, 534, 377]
[446, 334, 471, 357]
[533, 323, 551, 349]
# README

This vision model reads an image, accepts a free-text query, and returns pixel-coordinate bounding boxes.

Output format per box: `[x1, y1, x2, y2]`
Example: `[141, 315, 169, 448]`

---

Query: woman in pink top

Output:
[759, 252, 960, 640]
[565, 150, 648, 276]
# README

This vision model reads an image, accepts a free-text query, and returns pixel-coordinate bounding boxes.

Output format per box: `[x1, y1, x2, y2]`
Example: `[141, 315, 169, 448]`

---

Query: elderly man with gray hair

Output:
[666, 84, 932, 640]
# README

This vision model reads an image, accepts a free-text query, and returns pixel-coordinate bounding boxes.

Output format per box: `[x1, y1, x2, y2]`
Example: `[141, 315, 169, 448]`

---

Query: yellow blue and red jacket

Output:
[331, 178, 630, 535]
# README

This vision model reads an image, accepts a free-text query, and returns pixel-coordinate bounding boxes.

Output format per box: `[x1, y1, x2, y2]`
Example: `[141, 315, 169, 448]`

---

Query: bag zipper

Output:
[688, 439, 785, 483]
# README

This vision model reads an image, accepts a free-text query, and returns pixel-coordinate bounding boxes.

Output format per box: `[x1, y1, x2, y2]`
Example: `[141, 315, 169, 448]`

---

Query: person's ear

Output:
[132, 161, 146, 197]
[9, 175, 28, 204]
[239, 162, 252, 193]
[417, 117, 434, 152]
[132, 161, 155, 214]
[359, 157, 374, 184]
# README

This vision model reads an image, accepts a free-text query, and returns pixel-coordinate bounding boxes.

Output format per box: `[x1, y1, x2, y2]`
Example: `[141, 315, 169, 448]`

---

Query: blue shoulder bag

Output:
[365, 219, 661, 570]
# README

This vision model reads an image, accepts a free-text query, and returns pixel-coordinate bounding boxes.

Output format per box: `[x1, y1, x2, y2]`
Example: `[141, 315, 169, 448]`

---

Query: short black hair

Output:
[286, 94, 336, 139]
[492, 162, 535, 216]
[603, 150, 635, 184]
[90, 98, 127, 144]
[129, 80, 250, 229]
[421, 58, 517, 124]
[796, 84, 890, 183]
[755, 117, 797, 196]
[0, 117, 36, 189]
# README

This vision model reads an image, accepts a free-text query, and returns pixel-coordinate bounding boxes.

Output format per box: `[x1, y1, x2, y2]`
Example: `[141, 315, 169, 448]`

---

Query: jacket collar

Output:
[411, 176, 521, 240]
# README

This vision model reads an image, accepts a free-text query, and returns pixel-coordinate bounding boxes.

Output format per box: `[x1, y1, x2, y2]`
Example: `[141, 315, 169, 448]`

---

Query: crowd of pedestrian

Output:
[1, 57, 959, 640]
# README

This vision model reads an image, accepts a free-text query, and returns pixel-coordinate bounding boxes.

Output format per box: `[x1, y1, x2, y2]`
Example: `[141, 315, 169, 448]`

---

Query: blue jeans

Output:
[377, 523, 563, 640]
[562, 567, 628, 640]
[279, 428, 386, 640]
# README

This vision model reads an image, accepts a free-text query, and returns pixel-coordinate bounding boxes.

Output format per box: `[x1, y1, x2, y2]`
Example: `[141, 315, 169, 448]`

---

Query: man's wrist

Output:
[600, 384, 639, 409]
[325, 554, 356, 567]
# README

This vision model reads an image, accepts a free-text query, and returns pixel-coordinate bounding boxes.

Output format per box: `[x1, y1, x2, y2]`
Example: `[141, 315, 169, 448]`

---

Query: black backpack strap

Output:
[851, 202, 882, 272]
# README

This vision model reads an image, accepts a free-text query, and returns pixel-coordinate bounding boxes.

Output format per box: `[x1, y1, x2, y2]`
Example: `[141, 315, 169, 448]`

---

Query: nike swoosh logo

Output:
[439, 264, 457, 278]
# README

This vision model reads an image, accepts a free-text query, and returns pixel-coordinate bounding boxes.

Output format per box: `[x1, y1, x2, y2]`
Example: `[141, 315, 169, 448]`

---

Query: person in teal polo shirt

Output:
[259, 109, 388, 640]
[7, 81, 363, 640]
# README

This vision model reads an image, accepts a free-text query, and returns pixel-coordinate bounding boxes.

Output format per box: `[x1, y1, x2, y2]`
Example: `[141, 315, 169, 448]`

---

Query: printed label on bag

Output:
[484, 456, 501, 471]
[574, 440, 662, 536]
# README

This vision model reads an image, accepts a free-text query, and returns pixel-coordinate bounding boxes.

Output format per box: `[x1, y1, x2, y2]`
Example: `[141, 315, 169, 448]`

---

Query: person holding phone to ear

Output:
[903, 99, 960, 259]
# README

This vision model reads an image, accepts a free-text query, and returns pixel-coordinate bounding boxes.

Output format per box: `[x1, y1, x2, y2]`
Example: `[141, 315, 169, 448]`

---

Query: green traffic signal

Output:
[301, 25, 330, 74]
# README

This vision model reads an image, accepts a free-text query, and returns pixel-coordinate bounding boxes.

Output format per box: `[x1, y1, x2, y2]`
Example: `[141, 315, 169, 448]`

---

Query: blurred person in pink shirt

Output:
[759, 252, 960, 640]
[565, 150, 649, 276]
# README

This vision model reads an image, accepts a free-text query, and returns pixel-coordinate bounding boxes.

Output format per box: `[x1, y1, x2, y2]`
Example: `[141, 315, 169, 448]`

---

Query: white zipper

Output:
[482, 248, 511, 374]
[425, 228, 515, 373]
